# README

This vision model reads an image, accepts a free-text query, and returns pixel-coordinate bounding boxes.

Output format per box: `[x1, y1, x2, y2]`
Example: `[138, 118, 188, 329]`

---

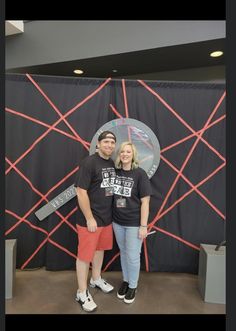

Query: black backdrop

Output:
[5, 74, 226, 273]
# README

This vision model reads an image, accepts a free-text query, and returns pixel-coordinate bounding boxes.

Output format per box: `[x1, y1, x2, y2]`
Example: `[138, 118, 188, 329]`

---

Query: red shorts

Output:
[76, 224, 113, 262]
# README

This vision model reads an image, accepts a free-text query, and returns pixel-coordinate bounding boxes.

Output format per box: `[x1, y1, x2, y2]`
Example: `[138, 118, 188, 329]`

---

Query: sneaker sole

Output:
[117, 293, 126, 299]
[75, 297, 97, 312]
[89, 283, 114, 293]
[124, 297, 135, 304]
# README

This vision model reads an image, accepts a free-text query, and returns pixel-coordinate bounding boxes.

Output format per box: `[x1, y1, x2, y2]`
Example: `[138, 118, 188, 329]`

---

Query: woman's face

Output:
[120, 145, 133, 166]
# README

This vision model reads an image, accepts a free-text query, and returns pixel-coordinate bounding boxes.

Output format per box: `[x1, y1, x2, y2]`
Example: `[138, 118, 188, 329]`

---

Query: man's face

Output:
[97, 136, 116, 157]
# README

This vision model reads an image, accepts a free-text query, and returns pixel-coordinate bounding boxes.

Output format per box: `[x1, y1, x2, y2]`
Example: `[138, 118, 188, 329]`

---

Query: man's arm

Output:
[76, 187, 97, 232]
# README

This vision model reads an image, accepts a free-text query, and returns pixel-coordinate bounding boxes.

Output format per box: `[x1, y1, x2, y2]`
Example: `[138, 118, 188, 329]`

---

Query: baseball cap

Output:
[98, 131, 116, 142]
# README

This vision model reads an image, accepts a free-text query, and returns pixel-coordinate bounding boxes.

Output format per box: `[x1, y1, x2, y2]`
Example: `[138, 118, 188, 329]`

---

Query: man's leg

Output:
[76, 257, 90, 292]
[89, 250, 114, 293]
[75, 225, 98, 312]
[76, 257, 97, 312]
[89, 225, 114, 293]
[91, 250, 104, 280]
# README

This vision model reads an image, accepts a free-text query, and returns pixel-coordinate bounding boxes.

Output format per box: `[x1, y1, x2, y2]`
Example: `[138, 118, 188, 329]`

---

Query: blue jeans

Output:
[112, 222, 142, 288]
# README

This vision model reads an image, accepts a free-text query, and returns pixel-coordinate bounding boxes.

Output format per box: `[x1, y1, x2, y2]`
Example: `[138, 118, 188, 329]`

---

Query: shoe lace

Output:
[101, 278, 107, 285]
[86, 290, 93, 302]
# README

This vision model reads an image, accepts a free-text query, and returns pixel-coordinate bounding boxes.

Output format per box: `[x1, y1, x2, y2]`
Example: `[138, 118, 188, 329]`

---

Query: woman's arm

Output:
[139, 196, 150, 240]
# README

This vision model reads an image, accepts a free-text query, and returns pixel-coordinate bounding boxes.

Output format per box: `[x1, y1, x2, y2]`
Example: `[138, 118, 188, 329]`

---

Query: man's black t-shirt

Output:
[112, 167, 152, 227]
[75, 153, 116, 227]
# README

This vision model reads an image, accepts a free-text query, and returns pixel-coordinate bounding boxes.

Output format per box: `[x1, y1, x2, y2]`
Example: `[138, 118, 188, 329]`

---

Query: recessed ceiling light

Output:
[210, 51, 223, 58]
[73, 69, 84, 74]
[112, 69, 118, 73]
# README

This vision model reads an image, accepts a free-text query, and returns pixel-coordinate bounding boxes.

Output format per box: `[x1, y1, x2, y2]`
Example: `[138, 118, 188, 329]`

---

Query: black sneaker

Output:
[117, 281, 129, 299]
[124, 287, 136, 303]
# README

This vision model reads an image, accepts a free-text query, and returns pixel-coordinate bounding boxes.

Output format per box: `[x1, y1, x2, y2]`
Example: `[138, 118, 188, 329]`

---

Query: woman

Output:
[112, 141, 152, 304]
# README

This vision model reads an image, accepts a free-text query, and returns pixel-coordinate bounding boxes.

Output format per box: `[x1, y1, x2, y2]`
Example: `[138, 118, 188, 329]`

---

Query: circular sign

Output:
[90, 118, 160, 178]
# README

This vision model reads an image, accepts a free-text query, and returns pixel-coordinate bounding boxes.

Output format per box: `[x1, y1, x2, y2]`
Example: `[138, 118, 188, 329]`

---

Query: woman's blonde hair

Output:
[115, 141, 139, 170]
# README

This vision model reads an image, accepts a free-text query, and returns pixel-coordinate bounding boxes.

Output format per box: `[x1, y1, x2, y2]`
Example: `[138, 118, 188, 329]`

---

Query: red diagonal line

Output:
[144, 221, 202, 272]
[140, 222, 200, 272]
[48, 208, 78, 238]
[122, 79, 129, 118]
[160, 155, 225, 219]
[26, 74, 89, 150]
[48, 238, 77, 259]
[6, 107, 90, 145]
[102, 252, 120, 272]
[148, 162, 226, 230]
[152, 225, 200, 251]
[5, 165, 79, 236]
[5, 116, 85, 175]
[138, 80, 226, 162]
[6, 77, 111, 175]
[22, 236, 77, 270]
[53, 208, 77, 232]
[6, 208, 77, 269]
[5, 157, 78, 235]
[67, 78, 111, 114]
[151, 94, 224, 225]
[161, 115, 226, 154]
[21, 238, 47, 270]
[5, 157, 46, 197]
[143, 238, 149, 271]
[108, 102, 225, 163]
[21, 207, 78, 269]
[5, 210, 48, 235]
[109, 104, 123, 118]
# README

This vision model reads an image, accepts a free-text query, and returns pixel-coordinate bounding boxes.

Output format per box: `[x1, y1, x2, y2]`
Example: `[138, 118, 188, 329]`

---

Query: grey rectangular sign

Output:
[35, 184, 77, 221]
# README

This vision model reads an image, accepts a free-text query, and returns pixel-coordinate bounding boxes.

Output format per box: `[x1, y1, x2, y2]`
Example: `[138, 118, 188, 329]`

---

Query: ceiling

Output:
[6, 38, 225, 79]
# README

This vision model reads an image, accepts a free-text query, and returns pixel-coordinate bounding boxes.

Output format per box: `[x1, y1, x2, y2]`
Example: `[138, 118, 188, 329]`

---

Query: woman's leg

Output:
[112, 222, 129, 282]
[125, 227, 142, 288]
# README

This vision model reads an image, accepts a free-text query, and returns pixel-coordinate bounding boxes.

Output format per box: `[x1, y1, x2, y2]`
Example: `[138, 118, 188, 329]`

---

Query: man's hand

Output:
[86, 218, 97, 232]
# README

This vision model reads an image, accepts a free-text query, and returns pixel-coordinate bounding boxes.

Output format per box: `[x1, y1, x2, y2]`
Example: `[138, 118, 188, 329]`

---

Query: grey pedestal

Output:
[198, 243, 225, 304]
[5, 239, 17, 299]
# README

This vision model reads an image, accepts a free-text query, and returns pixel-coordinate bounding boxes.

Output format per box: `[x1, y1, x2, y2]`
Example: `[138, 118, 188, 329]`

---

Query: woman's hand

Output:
[139, 226, 147, 240]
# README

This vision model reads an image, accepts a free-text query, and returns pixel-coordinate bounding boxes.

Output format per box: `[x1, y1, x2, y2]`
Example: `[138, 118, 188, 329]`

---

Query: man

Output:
[74, 131, 116, 312]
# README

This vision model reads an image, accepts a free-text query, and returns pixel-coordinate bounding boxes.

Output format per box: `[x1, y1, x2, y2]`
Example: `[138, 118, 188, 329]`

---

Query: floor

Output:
[6, 268, 225, 314]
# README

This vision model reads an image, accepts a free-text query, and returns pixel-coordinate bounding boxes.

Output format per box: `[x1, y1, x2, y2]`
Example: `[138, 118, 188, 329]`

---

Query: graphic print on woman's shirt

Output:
[113, 175, 134, 197]
[112, 168, 152, 226]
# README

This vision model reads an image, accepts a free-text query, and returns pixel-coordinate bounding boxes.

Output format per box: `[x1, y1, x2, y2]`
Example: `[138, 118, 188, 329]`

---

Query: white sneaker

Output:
[89, 277, 114, 293]
[75, 289, 97, 312]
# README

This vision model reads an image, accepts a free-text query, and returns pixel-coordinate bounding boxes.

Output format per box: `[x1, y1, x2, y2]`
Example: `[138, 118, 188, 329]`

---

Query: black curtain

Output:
[5, 74, 226, 273]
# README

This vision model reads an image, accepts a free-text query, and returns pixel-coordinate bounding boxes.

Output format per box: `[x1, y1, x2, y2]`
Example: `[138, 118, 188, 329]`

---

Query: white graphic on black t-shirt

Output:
[100, 168, 116, 188]
[113, 176, 134, 197]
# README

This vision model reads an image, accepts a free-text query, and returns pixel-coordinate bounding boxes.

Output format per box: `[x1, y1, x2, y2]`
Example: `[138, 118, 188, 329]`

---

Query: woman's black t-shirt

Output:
[112, 167, 152, 227]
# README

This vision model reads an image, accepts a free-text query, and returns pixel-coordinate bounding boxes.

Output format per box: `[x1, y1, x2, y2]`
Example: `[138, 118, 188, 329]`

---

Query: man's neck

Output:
[98, 150, 109, 160]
